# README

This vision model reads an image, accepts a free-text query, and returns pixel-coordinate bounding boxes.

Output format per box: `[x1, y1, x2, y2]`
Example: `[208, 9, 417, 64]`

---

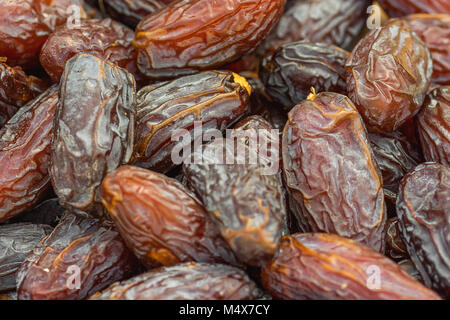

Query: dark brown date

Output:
[0, 223, 52, 292]
[396, 162, 450, 298]
[282, 92, 386, 252]
[261, 233, 441, 300]
[385, 217, 409, 262]
[346, 22, 433, 132]
[9, 198, 65, 227]
[16, 211, 140, 300]
[133, 0, 286, 79]
[101, 165, 239, 268]
[103, 0, 165, 29]
[398, 259, 424, 283]
[260, 41, 349, 110]
[91, 262, 262, 300]
[377, 0, 450, 17]
[0, 85, 59, 223]
[50, 53, 136, 216]
[417, 86, 449, 166]
[132, 71, 250, 173]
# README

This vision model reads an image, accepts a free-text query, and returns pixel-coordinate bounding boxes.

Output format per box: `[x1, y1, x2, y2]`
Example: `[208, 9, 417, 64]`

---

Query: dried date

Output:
[103, 0, 165, 29]
[377, 0, 450, 17]
[385, 217, 409, 262]
[9, 198, 65, 227]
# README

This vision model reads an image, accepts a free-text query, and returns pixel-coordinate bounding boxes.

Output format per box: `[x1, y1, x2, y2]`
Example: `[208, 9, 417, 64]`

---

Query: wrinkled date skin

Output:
[346, 22, 433, 133]
[50, 53, 136, 216]
[16, 212, 140, 300]
[260, 41, 349, 110]
[417, 86, 449, 166]
[133, 71, 250, 173]
[91, 262, 262, 300]
[40, 18, 143, 84]
[183, 137, 286, 267]
[0, 85, 59, 223]
[0, 59, 49, 127]
[0, 0, 87, 70]
[377, 0, 450, 17]
[0, 223, 52, 292]
[103, 0, 166, 29]
[101, 165, 239, 269]
[385, 218, 409, 262]
[257, 0, 370, 57]
[133, 0, 286, 79]
[282, 92, 386, 252]
[396, 163, 450, 298]
[261, 233, 441, 300]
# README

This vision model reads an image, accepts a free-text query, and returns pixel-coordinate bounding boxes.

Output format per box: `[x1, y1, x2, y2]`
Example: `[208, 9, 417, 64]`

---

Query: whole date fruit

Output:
[417, 86, 449, 166]
[91, 262, 262, 300]
[50, 53, 136, 216]
[282, 92, 386, 252]
[346, 22, 433, 132]
[40, 18, 143, 84]
[132, 71, 250, 173]
[377, 0, 450, 17]
[16, 211, 140, 300]
[261, 233, 441, 300]
[133, 0, 286, 79]
[0, 223, 52, 292]
[101, 165, 239, 268]
[0, 85, 59, 223]
[257, 0, 370, 57]
[260, 41, 349, 110]
[103, 0, 165, 29]
[396, 162, 450, 298]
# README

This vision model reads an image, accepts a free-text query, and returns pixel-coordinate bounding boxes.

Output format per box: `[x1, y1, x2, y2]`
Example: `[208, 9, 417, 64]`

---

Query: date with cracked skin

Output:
[396, 163, 450, 298]
[417, 86, 449, 166]
[16, 211, 140, 300]
[0, 85, 59, 223]
[50, 53, 136, 216]
[101, 165, 239, 268]
[261, 233, 441, 300]
[133, 0, 286, 79]
[132, 71, 250, 173]
[0, 223, 52, 292]
[91, 262, 262, 300]
[377, 0, 450, 17]
[282, 92, 386, 252]
[345, 22, 433, 133]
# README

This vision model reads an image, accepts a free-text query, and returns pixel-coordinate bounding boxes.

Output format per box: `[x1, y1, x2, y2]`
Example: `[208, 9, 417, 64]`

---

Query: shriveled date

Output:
[103, 0, 166, 29]
[101, 165, 239, 268]
[377, 0, 450, 17]
[261, 233, 441, 300]
[91, 262, 262, 300]
[282, 92, 386, 252]
[50, 53, 136, 216]
[133, 0, 286, 79]
[396, 163, 450, 298]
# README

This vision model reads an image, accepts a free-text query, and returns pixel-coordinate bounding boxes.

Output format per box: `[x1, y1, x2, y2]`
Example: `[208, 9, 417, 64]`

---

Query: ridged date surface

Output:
[0, 223, 52, 292]
[261, 233, 441, 300]
[91, 262, 262, 300]
[377, 0, 450, 17]
[40, 18, 142, 84]
[133, 0, 286, 79]
[385, 218, 409, 262]
[133, 71, 250, 173]
[16, 212, 139, 300]
[417, 86, 449, 166]
[257, 0, 370, 56]
[0, 85, 59, 223]
[104, 0, 165, 28]
[50, 53, 136, 215]
[282, 92, 386, 252]
[396, 163, 450, 298]
[260, 41, 349, 110]
[101, 165, 239, 268]
[346, 22, 433, 132]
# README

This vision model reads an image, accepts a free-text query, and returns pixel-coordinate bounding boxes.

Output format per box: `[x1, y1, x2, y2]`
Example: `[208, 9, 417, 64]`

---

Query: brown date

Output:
[9, 198, 65, 227]
[385, 217, 409, 262]
[417, 86, 449, 166]
[50, 53, 136, 216]
[133, 0, 286, 79]
[0, 85, 58, 223]
[261, 233, 441, 300]
[346, 22, 433, 132]
[103, 0, 166, 29]
[282, 92, 386, 251]
[377, 0, 450, 17]
[132, 71, 250, 173]
[91, 262, 262, 300]
[101, 165, 239, 269]
[16, 211, 140, 300]
[396, 162, 450, 298]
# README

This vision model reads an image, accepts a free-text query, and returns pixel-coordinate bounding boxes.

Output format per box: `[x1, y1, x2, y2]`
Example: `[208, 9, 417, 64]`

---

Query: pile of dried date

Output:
[0, 0, 449, 301]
